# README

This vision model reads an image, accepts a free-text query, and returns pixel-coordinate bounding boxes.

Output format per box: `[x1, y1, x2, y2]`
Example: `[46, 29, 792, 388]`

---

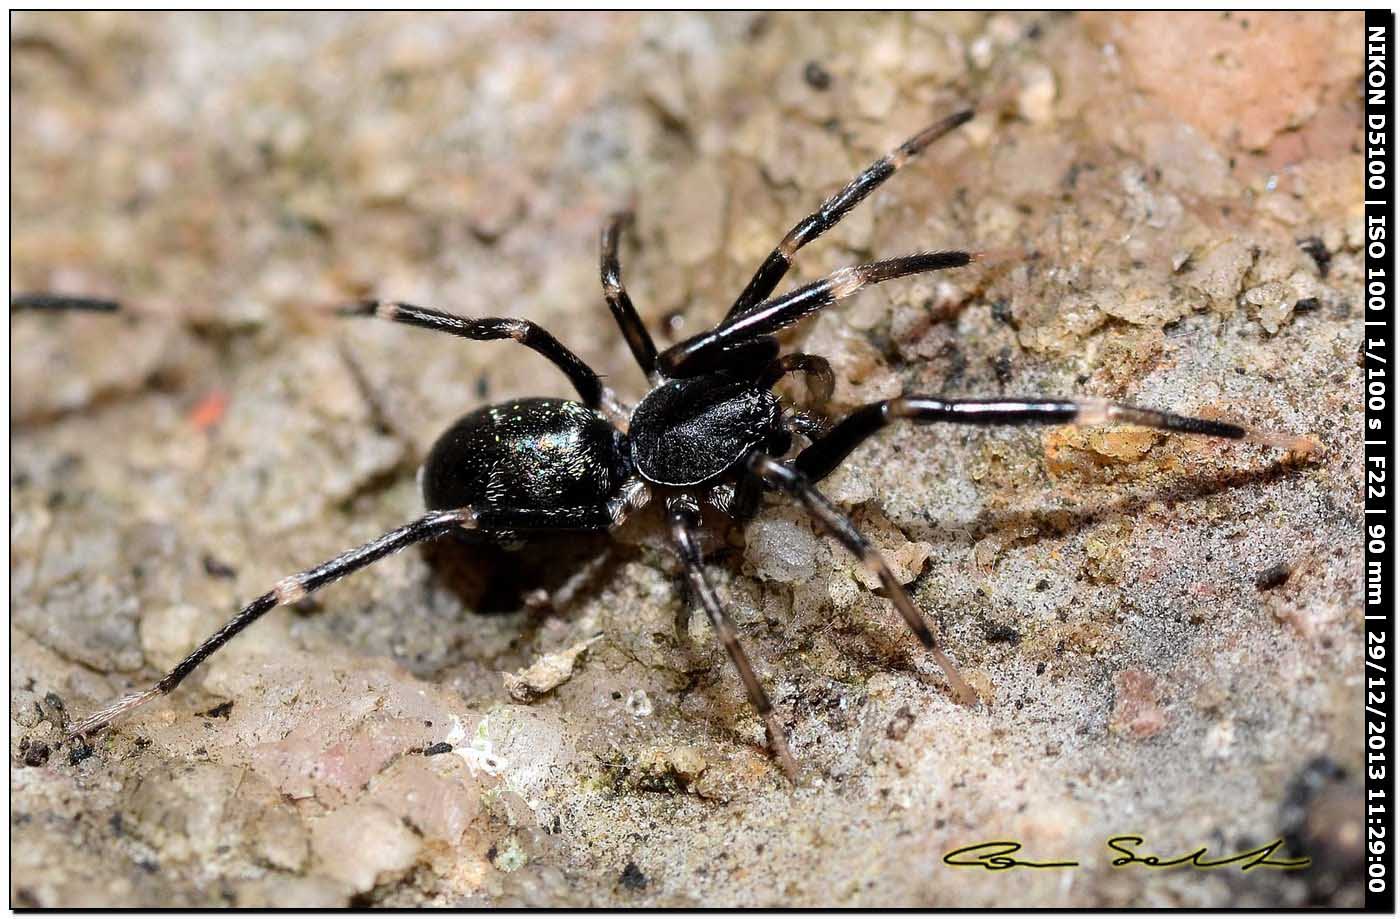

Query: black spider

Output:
[24, 109, 1314, 779]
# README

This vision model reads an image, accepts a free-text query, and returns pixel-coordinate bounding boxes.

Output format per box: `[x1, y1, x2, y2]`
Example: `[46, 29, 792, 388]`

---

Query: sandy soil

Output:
[11, 11, 1364, 907]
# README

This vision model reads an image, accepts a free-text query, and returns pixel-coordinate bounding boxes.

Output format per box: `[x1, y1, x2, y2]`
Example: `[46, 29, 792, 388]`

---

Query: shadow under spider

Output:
[913, 457, 1311, 550]
[770, 458, 1317, 689]
[421, 530, 622, 617]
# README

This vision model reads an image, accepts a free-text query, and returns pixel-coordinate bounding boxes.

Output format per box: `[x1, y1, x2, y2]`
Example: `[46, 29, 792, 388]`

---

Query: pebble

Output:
[311, 803, 423, 894]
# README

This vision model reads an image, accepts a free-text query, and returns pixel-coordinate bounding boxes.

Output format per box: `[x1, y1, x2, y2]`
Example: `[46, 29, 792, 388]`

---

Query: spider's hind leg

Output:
[65, 507, 477, 741]
[65, 499, 633, 743]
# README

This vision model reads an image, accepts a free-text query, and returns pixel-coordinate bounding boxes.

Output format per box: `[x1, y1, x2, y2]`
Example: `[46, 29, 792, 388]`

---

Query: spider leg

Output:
[65, 498, 636, 742]
[338, 300, 609, 411]
[747, 454, 977, 707]
[794, 396, 1321, 483]
[657, 250, 974, 378]
[64, 507, 473, 740]
[667, 495, 799, 781]
[12, 293, 121, 312]
[664, 335, 781, 379]
[600, 212, 660, 381]
[725, 109, 974, 322]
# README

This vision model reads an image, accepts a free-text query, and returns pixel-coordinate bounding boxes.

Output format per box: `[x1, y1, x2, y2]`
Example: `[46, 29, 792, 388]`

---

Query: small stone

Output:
[22, 741, 50, 767]
[1187, 239, 1254, 313]
[667, 745, 707, 782]
[1083, 522, 1130, 585]
[1044, 427, 1162, 480]
[886, 705, 915, 741]
[311, 803, 422, 894]
[802, 61, 832, 91]
[619, 861, 647, 891]
[1255, 561, 1291, 591]
[1016, 64, 1057, 124]
[625, 690, 653, 719]
[502, 635, 600, 703]
[1110, 669, 1167, 739]
[1245, 281, 1292, 334]
[67, 740, 92, 766]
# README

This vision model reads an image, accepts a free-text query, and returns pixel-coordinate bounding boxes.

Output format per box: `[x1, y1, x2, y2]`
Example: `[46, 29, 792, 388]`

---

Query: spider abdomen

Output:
[421, 398, 630, 528]
[628, 375, 787, 487]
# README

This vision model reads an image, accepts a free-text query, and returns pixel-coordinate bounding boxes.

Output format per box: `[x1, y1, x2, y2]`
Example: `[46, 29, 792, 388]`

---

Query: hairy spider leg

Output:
[658, 250, 975, 378]
[338, 300, 607, 410]
[747, 454, 977, 708]
[65, 508, 471, 740]
[724, 109, 974, 322]
[63, 498, 644, 742]
[600, 212, 660, 381]
[794, 397, 1321, 483]
[11, 293, 122, 312]
[668, 495, 800, 781]
[664, 336, 784, 380]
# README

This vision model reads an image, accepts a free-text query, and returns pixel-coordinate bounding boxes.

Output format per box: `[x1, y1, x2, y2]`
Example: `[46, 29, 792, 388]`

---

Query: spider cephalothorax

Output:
[38, 107, 1314, 779]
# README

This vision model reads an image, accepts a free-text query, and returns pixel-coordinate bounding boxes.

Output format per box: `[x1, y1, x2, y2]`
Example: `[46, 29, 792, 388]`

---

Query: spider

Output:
[27, 107, 1313, 779]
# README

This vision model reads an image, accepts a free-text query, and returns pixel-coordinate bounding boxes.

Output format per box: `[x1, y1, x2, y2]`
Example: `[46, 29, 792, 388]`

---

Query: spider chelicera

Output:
[26, 108, 1313, 779]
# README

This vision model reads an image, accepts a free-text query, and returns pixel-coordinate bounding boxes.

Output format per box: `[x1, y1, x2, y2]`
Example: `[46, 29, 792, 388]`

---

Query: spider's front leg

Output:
[725, 109, 974, 321]
[599, 212, 661, 381]
[658, 250, 975, 378]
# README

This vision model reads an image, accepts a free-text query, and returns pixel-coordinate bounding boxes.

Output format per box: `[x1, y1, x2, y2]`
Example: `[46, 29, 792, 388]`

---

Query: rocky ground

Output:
[11, 12, 1364, 907]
